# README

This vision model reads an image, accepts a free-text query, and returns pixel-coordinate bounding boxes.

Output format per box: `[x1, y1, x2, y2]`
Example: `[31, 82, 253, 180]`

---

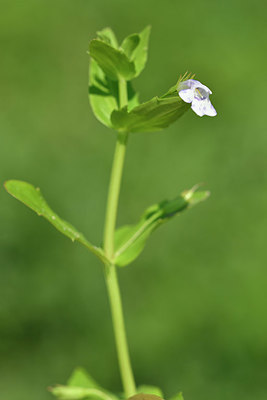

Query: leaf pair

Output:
[50, 367, 117, 400]
[88, 26, 149, 129]
[50, 367, 184, 400]
[89, 26, 151, 81]
[114, 187, 209, 266]
[110, 77, 192, 133]
[89, 27, 193, 133]
[4, 180, 109, 265]
[50, 367, 164, 400]
[5, 180, 209, 268]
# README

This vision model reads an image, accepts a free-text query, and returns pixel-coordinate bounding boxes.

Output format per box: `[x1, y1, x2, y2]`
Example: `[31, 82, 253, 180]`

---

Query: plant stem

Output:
[103, 77, 136, 398]
[103, 132, 128, 260]
[105, 265, 136, 398]
[118, 77, 128, 109]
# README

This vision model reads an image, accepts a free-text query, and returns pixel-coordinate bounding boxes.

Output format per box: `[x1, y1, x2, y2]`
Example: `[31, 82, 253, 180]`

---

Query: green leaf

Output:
[89, 58, 119, 128]
[130, 26, 151, 78]
[127, 81, 140, 110]
[91, 26, 150, 82]
[169, 393, 184, 400]
[97, 27, 118, 48]
[110, 74, 193, 133]
[67, 368, 99, 389]
[137, 385, 163, 398]
[88, 59, 139, 128]
[50, 368, 118, 400]
[50, 386, 116, 400]
[4, 180, 108, 264]
[89, 39, 136, 81]
[114, 186, 210, 266]
[121, 34, 140, 60]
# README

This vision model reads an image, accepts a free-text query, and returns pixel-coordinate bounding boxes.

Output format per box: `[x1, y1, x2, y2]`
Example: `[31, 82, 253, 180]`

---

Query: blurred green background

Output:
[1, 1, 267, 400]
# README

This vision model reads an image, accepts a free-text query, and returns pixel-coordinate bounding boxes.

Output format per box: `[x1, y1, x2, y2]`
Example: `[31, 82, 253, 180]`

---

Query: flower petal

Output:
[191, 99, 217, 117]
[183, 79, 212, 94]
[178, 89, 194, 103]
[191, 99, 205, 117]
[204, 100, 217, 116]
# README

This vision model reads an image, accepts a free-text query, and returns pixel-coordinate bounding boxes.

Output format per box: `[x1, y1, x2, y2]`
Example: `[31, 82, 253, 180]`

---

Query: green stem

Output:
[105, 265, 136, 398]
[103, 132, 128, 259]
[119, 77, 128, 109]
[103, 77, 136, 398]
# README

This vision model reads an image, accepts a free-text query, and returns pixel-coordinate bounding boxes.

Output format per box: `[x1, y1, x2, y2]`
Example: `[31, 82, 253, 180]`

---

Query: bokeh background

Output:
[1, 1, 267, 400]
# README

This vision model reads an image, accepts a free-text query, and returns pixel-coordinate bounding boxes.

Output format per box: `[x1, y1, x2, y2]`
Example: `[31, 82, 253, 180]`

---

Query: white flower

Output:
[178, 79, 217, 117]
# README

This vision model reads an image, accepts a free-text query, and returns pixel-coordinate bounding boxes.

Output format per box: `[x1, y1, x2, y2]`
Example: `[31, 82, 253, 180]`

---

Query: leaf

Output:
[169, 393, 184, 400]
[121, 34, 140, 60]
[127, 81, 140, 110]
[67, 368, 99, 389]
[137, 385, 163, 398]
[96, 27, 118, 48]
[89, 58, 119, 128]
[50, 386, 116, 400]
[88, 59, 139, 128]
[130, 26, 151, 78]
[4, 180, 108, 264]
[89, 39, 136, 81]
[110, 74, 193, 133]
[114, 186, 210, 266]
[50, 368, 118, 400]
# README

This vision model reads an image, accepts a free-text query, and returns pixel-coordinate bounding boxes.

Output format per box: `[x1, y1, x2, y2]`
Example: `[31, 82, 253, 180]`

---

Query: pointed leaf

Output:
[137, 385, 163, 398]
[127, 81, 140, 110]
[97, 27, 118, 48]
[121, 34, 140, 60]
[89, 39, 136, 81]
[50, 386, 116, 400]
[169, 393, 184, 400]
[110, 74, 193, 133]
[67, 368, 99, 389]
[114, 187, 210, 266]
[4, 180, 108, 264]
[89, 60, 139, 128]
[50, 368, 118, 400]
[131, 26, 151, 77]
[89, 58, 119, 128]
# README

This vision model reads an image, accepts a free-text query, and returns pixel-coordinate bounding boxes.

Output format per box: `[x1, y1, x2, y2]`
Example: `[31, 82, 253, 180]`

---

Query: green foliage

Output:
[51, 369, 165, 400]
[88, 27, 141, 127]
[96, 27, 119, 48]
[50, 386, 115, 400]
[169, 393, 184, 400]
[121, 34, 140, 60]
[114, 187, 210, 267]
[67, 368, 99, 389]
[89, 58, 119, 128]
[89, 26, 190, 133]
[2, 4, 266, 400]
[4, 180, 208, 269]
[111, 81, 190, 133]
[89, 60, 139, 128]
[122, 26, 151, 78]
[4, 180, 108, 264]
[89, 26, 150, 82]
[50, 368, 118, 400]
[89, 40, 136, 81]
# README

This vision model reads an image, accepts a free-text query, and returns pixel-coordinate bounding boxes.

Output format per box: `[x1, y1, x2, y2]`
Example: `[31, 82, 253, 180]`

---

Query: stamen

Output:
[195, 88, 206, 100]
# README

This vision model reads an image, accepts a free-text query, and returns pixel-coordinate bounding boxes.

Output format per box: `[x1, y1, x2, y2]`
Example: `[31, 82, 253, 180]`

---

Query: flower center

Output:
[194, 87, 208, 100]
